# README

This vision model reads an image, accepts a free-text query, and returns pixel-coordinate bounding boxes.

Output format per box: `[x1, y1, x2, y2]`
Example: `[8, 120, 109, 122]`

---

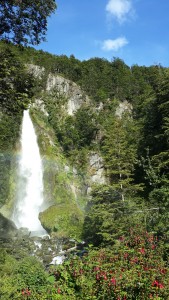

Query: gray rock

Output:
[88, 152, 106, 184]
[115, 100, 132, 118]
[46, 74, 90, 115]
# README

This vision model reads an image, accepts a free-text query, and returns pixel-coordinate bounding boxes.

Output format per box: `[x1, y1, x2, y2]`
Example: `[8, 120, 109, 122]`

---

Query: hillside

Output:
[1, 41, 169, 237]
[0, 41, 169, 299]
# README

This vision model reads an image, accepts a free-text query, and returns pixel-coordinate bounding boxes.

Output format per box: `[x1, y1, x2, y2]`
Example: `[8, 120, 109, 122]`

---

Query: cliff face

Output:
[46, 73, 90, 115]
[32, 66, 107, 186]
[28, 64, 90, 116]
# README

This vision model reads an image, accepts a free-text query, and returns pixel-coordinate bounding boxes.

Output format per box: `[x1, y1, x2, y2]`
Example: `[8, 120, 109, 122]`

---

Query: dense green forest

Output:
[0, 1, 169, 299]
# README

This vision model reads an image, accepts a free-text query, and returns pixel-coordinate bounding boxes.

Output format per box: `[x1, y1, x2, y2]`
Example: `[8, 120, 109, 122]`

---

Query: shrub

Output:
[49, 227, 169, 299]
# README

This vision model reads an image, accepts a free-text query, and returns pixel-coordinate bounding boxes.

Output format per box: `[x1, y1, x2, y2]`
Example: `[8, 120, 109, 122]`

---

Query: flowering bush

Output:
[2, 227, 168, 299]
[48, 227, 169, 299]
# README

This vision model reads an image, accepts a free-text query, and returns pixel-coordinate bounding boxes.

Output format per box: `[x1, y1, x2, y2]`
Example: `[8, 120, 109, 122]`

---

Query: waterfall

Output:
[13, 110, 46, 235]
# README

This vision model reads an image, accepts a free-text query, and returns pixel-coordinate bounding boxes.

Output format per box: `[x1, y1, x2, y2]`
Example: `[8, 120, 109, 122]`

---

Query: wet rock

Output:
[17, 227, 31, 238]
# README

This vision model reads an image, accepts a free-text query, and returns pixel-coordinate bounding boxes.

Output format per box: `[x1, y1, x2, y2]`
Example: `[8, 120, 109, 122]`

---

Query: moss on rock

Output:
[39, 203, 83, 239]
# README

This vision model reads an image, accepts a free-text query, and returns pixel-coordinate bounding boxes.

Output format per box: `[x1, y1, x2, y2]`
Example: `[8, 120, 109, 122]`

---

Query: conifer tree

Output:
[102, 113, 140, 201]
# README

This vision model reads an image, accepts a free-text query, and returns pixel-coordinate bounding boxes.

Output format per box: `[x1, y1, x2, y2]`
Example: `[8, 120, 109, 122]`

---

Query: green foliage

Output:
[16, 256, 48, 287]
[41, 87, 97, 160]
[49, 227, 169, 299]
[0, 253, 49, 299]
[58, 107, 97, 154]
[39, 203, 83, 239]
[83, 184, 147, 246]
[2, 228, 168, 299]
[102, 114, 140, 201]
[0, 113, 22, 152]
[0, 47, 35, 113]
[0, 115, 20, 206]
[110, 58, 132, 101]
[0, 0, 56, 45]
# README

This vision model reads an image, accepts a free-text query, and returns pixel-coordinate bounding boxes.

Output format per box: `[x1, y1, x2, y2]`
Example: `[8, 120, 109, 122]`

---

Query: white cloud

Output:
[106, 0, 133, 23]
[102, 37, 128, 51]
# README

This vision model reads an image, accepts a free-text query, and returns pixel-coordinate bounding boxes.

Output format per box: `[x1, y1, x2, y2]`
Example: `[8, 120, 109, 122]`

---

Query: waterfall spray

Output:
[13, 110, 46, 235]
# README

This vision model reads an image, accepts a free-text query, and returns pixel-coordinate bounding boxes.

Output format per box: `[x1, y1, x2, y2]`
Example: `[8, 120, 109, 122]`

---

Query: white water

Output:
[13, 110, 46, 235]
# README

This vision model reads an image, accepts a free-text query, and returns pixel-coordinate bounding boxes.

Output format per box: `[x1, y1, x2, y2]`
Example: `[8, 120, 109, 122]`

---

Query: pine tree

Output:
[102, 113, 140, 201]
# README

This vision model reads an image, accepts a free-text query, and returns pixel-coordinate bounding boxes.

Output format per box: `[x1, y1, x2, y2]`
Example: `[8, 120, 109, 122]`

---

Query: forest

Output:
[0, 1, 169, 299]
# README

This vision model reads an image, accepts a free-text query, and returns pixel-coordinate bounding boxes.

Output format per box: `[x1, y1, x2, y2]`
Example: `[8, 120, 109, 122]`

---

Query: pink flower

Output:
[93, 266, 100, 272]
[124, 253, 128, 259]
[140, 247, 145, 254]
[96, 274, 100, 280]
[152, 280, 164, 288]
[152, 280, 159, 287]
[110, 277, 116, 285]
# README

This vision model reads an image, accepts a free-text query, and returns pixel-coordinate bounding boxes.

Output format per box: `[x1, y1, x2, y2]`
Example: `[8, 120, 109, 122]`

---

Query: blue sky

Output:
[35, 0, 169, 67]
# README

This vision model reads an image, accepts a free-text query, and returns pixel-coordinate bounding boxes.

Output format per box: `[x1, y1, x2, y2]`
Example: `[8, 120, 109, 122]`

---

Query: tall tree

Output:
[0, 48, 34, 113]
[0, 0, 56, 45]
[102, 113, 140, 201]
[110, 58, 132, 101]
